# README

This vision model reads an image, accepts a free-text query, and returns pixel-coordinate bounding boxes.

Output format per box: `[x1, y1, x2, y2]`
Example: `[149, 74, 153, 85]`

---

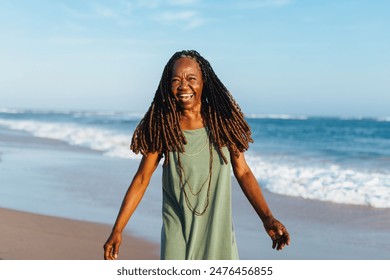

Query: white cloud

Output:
[63, 1, 132, 19]
[168, 0, 199, 5]
[160, 11, 197, 21]
[48, 36, 95, 45]
[61, 0, 207, 31]
[136, 0, 205, 29]
[136, 0, 199, 8]
[61, 2, 134, 28]
[91, 4, 118, 18]
[136, 0, 161, 9]
[155, 10, 207, 30]
[235, 0, 292, 9]
[271, 0, 292, 6]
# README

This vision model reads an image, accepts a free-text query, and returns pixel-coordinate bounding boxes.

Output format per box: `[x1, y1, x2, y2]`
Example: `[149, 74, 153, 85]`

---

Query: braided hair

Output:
[130, 50, 253, 164]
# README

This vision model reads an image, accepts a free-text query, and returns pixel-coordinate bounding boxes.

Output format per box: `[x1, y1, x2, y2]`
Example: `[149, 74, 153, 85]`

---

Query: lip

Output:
[177, 93, 194, 102]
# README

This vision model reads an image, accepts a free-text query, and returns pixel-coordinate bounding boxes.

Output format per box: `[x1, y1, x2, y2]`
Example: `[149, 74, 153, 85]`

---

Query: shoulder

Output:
[137, 152, 162, 174]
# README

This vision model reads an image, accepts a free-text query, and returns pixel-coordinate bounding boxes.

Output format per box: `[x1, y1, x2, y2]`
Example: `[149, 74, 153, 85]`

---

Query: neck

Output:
[180, 110, 204, 130]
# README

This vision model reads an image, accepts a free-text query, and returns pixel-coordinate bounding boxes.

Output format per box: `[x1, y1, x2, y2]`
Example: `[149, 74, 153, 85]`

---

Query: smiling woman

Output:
[103, 50, 290, 260]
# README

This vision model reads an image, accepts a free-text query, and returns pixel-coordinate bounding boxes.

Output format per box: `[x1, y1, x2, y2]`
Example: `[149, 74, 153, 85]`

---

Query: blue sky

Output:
[0, 0, 389, 117]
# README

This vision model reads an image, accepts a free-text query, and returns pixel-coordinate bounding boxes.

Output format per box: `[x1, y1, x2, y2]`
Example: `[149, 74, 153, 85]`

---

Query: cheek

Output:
[195, 84, 204, 95]
[190, 81, 203, 92]
[170, 84, 178, 94]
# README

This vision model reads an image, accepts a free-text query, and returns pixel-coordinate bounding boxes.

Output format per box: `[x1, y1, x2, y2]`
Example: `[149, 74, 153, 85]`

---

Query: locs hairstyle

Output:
[130, 50, 253, 164]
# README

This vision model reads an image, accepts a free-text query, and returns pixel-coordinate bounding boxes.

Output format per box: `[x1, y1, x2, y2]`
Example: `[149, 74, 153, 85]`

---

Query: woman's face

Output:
[170, 57, 204, 111]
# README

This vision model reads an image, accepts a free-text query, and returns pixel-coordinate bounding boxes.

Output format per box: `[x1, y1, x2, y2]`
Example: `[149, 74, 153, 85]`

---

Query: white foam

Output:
[245, 113, 308, 120]
[0, 108, 144, 120]
[246, 154, 390, 208]
[1, 118, 389, 208]
[71, 110, 143, 120]
[0, 119, 141, 160]
[0, 108, 25, 114]
[377, 117, 390, 122]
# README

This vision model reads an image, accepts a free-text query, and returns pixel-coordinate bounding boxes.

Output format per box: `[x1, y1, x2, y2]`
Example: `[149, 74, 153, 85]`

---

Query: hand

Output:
[103, 231, 122, 260]
[263, 217, 290, 251]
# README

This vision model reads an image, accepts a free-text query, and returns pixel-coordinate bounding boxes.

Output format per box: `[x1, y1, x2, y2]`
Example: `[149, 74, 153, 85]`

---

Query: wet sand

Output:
[0, 207, 158, 260]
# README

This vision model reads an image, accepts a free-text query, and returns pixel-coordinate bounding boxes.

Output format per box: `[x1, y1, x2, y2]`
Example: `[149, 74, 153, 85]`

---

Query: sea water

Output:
[1, 108, 389, 209]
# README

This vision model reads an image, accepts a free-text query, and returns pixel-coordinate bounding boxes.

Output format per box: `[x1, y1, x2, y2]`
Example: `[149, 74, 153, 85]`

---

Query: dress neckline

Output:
[182, 127, 207, 134]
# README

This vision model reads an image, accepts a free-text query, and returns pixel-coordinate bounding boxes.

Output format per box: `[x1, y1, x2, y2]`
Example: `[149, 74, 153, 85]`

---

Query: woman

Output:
[103, 50, 290, 260]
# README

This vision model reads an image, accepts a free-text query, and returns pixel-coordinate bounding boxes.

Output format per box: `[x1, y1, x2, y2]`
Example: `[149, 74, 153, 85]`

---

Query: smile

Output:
[178, 94, 194, 101]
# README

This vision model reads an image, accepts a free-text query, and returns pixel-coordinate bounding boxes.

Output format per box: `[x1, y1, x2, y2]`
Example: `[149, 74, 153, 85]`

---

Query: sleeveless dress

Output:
[161, 127, 239, 260]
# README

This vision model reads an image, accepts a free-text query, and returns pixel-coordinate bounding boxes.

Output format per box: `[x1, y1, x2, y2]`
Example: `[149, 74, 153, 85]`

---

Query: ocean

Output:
[1, 108, 389, 210]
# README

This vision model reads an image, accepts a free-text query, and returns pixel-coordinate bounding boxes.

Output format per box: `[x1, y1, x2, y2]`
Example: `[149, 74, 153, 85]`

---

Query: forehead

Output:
[171, 57, 202, 76]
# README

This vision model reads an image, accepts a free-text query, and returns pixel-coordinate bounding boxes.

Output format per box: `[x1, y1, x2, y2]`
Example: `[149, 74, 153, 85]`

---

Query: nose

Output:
[178, 79, 189, 90]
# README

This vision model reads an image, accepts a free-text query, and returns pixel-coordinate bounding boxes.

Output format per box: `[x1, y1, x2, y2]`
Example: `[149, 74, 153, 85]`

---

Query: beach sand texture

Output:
[0, 126, 389, 260]
[0, 208, 158, 260]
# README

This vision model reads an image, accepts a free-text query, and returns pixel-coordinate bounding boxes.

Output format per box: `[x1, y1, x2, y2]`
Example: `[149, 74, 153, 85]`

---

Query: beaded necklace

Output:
[176, 135, 213, 216]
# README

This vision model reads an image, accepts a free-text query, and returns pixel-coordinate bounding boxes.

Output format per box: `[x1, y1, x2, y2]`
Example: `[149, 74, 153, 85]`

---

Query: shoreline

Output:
[1, 125, 389, 260]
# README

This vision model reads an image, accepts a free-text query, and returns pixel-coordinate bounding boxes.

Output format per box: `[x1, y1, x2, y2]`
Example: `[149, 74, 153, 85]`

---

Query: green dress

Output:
[161, 127, 239, 260]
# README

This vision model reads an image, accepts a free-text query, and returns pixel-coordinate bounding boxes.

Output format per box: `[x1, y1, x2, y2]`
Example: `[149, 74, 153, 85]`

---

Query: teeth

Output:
[179, 94, 194, 100]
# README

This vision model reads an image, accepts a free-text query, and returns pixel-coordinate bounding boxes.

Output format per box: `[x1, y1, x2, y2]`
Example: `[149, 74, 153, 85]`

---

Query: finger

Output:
[278, 236, 290, 251]
[274, 240, 281, 250]
[104, 244, 113, 260]
[285, 231, 291, 246]
[272, 239, 277, 249]
[278, 240, 286, 251]
[276, 238, 283, 250]
[113, 243, 120, 259]
[279, 231, 290, 247]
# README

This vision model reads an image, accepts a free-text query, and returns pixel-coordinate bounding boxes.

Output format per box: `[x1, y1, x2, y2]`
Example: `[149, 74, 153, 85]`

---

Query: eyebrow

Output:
[171, 72, 199, 78]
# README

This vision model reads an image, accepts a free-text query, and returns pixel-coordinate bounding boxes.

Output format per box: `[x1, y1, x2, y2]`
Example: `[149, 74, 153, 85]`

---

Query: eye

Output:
[171, 78, 180, 84]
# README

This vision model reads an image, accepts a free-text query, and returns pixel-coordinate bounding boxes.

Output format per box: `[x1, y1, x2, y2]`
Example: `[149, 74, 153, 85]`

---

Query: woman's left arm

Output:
[230, 151, 290, 251]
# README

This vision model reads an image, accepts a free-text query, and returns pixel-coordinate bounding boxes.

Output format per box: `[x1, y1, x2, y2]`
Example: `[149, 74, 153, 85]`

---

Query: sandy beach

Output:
[0, 207, 158, 260]
[1, 126, 389, 260]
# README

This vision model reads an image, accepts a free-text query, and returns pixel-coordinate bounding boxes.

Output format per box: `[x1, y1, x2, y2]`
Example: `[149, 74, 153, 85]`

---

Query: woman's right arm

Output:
[103, 152, 161, 260]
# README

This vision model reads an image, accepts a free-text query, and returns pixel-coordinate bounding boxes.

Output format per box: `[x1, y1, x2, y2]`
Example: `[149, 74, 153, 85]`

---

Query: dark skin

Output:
[103, 57, 290, 260]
